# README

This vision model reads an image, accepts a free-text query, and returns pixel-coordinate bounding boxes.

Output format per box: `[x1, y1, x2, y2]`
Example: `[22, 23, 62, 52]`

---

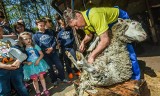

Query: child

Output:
[14, 21, 34, 92]
[13, 22, 34, 36]
[19, 32, 50, 96]
[0, 24, 28, 96]
[44, 17, 55, 31]
[57, 19, 80, 79]
[44, 17, 61, 58]
[33, 19, 68, 85]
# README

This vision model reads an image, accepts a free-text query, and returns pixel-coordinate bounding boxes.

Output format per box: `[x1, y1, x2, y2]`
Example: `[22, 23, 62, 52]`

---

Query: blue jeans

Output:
[109, 8, 141, 80]
[0, 66, 28, 96]
[61, 48, 79, 74]
[43, 51, 65, 82]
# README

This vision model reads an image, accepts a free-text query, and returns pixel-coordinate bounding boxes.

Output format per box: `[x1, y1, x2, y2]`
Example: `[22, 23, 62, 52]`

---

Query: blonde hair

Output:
[18, 32, 34, 47]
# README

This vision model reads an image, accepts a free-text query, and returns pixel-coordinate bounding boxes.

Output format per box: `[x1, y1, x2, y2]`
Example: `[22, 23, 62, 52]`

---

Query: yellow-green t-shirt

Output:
[81, 7, 119, 35]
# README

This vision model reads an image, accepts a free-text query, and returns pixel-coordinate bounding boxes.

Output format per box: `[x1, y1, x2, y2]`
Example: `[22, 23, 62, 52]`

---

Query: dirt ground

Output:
[143, 71, 160, 96]
[136, 41, 160, 96]
[27, 41, 160, 96]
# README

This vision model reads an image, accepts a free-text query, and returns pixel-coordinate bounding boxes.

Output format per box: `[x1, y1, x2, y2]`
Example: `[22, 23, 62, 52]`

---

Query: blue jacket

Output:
[57, 27, 74, 48]
[33, 30, 56, 51]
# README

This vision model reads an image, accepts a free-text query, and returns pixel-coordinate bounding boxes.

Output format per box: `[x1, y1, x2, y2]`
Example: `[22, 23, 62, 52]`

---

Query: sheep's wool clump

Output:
[66, 18, 147, 96]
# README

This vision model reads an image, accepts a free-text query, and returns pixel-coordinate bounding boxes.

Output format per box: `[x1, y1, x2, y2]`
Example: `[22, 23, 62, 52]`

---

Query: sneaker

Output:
[75, 71, 81, 76]
[68, 73, 74, 79]
[25, 82, 32, 92]
[43, 90, 50, 96]
[52, 81, 58, 86]
[25, 84, 32, 92]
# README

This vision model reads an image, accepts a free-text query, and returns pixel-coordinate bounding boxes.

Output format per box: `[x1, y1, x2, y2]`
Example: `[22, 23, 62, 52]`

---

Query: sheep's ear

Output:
[118, 18, 125, 24]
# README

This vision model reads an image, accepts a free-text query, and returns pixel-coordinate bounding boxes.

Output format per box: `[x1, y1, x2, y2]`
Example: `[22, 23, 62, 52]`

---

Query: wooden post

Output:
[146, 0, 158, 44]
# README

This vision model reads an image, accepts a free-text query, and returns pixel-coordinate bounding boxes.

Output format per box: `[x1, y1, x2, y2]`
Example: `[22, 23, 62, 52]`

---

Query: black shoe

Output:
[11, 89, 17, 96]
[53, 81, 58, 86]
[26, 86, 32, 92]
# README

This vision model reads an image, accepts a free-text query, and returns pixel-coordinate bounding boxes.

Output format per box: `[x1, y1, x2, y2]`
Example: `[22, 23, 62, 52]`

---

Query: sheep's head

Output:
[112, 18, 147, 42]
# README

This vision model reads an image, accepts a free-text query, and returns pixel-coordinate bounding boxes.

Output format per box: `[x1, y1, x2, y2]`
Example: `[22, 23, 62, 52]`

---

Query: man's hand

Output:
[5, 65, 18, 70]
[79, 41, 86, 53]
[11, 60, 21, 68]
[45, 47, 53, 54]
[79, 33, 93, 53]
[87, 56, 95, 64]
[87, 31, 110, 64]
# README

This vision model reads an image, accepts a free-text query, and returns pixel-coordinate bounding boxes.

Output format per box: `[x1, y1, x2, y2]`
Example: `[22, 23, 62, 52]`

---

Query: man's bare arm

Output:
[0, 62, 17, 70]
[88, 30, 110, 62]
[3, 35, 17, 40]
[82, 33, 93, 44]
[0, 63, 5, 69]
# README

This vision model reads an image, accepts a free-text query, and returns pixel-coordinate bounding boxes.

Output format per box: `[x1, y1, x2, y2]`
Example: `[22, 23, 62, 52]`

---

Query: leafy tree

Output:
[2, 0, 57, 31]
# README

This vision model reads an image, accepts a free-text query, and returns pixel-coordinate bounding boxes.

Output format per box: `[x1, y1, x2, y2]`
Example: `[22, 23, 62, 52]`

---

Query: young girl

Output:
[19, 32, 50, 96]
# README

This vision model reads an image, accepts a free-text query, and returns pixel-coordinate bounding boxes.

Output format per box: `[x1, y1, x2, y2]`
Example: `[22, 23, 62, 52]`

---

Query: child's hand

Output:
[35, 60, 40, 66]
[27, 62, 32, 65]
[23, 61, 32, 65]
[45, 47, 53, 54]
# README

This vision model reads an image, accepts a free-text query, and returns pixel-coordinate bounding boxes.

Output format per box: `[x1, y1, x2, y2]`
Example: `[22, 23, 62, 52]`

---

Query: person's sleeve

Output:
[35, 44, 41, 51]
[70, 30, 75, 43]
[57, 32, 60, 40]
[52, 29, 56, 37]
[51, 37, 57, 48]
[3, 25, 13, 35]
[90, 13, 109, 36]
[84, 29, 91, 35]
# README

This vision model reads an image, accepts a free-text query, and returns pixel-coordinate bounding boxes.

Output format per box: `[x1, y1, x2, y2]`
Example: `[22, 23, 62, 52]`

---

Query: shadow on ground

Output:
[27, 74, 79, 96]
[138, 60, 160, 96]
[139, 60, 157, 78]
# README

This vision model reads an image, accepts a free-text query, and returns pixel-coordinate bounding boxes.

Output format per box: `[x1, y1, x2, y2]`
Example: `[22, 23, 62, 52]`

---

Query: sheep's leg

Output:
[65, 51, 80, 70]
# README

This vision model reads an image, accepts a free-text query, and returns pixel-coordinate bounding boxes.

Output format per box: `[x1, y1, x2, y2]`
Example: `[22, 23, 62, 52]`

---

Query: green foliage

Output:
[2, 0, 57, 30]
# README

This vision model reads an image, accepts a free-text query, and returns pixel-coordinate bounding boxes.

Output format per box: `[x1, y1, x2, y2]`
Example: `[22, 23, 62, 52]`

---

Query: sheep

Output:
[66, 18, 147, 96]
